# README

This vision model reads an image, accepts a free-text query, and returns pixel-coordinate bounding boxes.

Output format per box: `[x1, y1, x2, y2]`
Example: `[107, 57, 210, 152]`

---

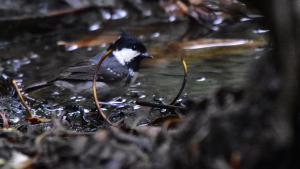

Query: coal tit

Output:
[25, 33, 152, 99]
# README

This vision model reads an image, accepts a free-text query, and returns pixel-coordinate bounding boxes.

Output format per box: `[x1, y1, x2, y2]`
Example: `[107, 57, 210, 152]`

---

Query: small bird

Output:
[25, 33, 152, 99]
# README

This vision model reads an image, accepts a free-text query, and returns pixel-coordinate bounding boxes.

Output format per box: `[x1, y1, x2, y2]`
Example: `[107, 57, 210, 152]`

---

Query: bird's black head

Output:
[108, 32, 152, 71]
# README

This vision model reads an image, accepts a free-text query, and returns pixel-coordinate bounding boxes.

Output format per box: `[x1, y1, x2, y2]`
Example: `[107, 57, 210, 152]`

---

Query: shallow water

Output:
[0, 17, 267, 129]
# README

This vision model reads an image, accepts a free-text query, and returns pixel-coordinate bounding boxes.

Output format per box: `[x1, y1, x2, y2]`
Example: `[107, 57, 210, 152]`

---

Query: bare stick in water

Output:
[92, 49, 116, 126]
[170, 55, 188, 105]
[12, 79, 33, 119]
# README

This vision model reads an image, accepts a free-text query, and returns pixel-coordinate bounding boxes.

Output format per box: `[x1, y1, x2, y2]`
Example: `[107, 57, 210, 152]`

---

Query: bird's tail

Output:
[24, 79, 56, 93]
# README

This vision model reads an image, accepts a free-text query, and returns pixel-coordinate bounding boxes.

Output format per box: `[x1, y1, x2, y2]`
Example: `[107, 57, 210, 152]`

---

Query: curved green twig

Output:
[170, 56, 188, 105]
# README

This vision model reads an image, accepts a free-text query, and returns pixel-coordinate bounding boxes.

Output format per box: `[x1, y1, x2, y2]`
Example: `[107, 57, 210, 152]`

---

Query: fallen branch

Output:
[136, 100, 186, 111]
[170, 55, 188, 105]
[136, 56, 188, 113]
[12, 79, 33, 119]
[12, 79, 50, 124]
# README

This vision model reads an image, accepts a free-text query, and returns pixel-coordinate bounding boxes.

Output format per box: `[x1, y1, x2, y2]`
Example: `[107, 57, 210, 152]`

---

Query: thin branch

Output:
[12, 80, 51, 124]
[0, 112, 9, 128]
[135, 56, 188, 112]
[12, 79, 33, 119]
[170, 56, 188, 105]
[92, 49, 116, 126]
[136, 100, 186, 111]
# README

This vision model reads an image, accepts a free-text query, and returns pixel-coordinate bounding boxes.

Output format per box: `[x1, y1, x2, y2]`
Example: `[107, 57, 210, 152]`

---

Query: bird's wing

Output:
[57, 59, 130, 83]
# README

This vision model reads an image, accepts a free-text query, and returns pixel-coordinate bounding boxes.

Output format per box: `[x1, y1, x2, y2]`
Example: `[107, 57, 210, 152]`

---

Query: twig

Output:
[170, 56, 188, 105]
[92, 49, 116, 126]
[0, 112, 9, 128]
[12, 79, 51, 124]
[136, 56, 188, 111]
[12, 79, 33, 119]
[136, 100, 186, 111]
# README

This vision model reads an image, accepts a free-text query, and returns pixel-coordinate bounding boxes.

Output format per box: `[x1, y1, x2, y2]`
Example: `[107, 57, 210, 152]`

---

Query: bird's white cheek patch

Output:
[113, 48, 140, 65]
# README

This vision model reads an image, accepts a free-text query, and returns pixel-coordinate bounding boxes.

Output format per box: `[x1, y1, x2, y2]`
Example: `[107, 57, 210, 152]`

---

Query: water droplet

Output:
[130, 82, 141, 88]
[8, 58, 31, 72]
[10, 117, 20, 124]
[101, 10, 111, 20]
[154, 97, 164, 102]
[52, 91, 60, 96]
[253, 29, 270, 34]
[139, 95, 146, 99]
[138, 35, 145, 40]
[254, 55, 261, 60]
[168, 15, 176, 22]
[213, 16, 223, 25]
[151, 32, 160, 38]
[65, 45, 78, 51]
[196, 77, 206, 82]
[254, 47, 265, 53]
[177, 98, 183, 102]
[15, 79, 23, 83]
[240, 17, 251, 22]
[165, 4, 177, 12]
[137, 123, 148, 127]
[143, 10, 152, 16]
[44, 45, 50, 50]
[211, 26, 219, 31]
[112, 9, 127, 20]
[89, 23, 101, 31]
[75, 97, 86, 102]
[29, 52, 39, 59]
[101, 108, 108, 111]
[100, 44, 107, 48]
[133, 105, 141, 110]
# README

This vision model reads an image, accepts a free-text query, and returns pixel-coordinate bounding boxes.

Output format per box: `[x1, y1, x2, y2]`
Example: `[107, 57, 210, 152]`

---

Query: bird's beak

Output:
[141, 52, 153, 59]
